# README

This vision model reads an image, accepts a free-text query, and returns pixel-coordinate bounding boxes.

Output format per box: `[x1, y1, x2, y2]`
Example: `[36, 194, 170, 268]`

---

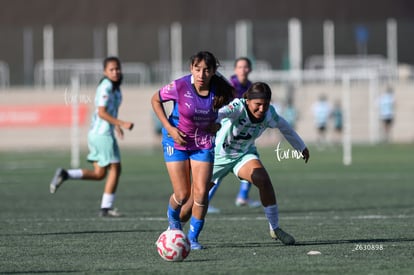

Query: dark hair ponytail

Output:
[211, 73, 234, 110]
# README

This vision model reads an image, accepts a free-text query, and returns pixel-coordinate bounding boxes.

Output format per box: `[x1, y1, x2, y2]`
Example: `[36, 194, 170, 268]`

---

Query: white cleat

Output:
[50, 168, 68, 194]
[235, 198, 261, 208]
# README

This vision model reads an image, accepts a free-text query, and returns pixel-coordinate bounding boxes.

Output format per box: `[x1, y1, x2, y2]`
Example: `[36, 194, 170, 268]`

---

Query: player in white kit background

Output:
[50, 57, 134, 217]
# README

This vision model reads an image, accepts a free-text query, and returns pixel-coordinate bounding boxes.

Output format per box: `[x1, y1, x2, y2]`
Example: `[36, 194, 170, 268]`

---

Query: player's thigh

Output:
[236, 158, 271, 185]
[165, 160, 191, 196]
[189, 159, 213, 198]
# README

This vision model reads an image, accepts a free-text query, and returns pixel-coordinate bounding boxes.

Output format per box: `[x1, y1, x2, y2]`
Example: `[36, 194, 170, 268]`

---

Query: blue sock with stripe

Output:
[188, 216, 204, 242]
[167, 204, 182, 230]
[237, 180, 251, 200]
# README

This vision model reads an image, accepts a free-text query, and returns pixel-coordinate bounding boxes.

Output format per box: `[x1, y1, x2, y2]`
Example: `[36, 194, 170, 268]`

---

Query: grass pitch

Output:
[1, 143, 413, 274]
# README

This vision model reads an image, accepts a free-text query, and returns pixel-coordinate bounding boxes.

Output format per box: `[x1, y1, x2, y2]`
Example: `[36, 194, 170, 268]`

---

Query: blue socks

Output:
[264, 204, 279, 230]
[237, 180, 252, 200]
[167, 204, 182, 230]
[188, 216, 204, 242]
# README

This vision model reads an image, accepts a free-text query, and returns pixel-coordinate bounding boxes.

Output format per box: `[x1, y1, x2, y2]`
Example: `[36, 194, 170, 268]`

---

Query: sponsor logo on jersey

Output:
[184, 91, 194, 99]
[194, 108, 210, 114]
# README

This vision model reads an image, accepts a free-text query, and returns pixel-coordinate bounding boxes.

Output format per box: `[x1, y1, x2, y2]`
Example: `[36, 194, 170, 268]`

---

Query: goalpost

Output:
[70, 74, 80, 168]
[341, 71, 380, 166]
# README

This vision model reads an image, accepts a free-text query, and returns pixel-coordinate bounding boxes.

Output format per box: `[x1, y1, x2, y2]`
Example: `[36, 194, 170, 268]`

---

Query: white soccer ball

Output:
[156, 229, 191, 262]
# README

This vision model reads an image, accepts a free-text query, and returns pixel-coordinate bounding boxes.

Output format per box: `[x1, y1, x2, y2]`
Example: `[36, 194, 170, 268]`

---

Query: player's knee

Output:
[251, 169, 271, 189]
[95, 169, 107, 180]
[173, 192, 190, 206]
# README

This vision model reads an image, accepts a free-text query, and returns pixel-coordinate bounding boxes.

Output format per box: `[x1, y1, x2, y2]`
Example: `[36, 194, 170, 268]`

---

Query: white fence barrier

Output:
[34, 59, 151, 88]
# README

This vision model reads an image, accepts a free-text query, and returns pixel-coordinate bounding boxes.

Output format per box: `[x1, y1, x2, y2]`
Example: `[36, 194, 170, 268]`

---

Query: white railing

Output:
[34, 59, 151, 87]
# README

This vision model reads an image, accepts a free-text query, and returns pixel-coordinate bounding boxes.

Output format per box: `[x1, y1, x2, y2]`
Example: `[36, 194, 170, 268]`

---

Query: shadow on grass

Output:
[1, 268, 146, 274]
[1, 228, 157, 236]
[295, 237, 414, 246]
[207, 237, 414, 249]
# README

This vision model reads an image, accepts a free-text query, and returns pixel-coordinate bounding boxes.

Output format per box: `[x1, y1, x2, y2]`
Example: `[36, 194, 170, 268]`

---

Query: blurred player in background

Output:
[331, 100, 343, 144]
[283, 97, 298, 129]
[151, 51, 233, 250]
[50, 56, 134, 217]
[208, 57, 261, 214]
[181, 82, 309, 246]
[379, 86, 395, 142]
[313, 94, 331, 147]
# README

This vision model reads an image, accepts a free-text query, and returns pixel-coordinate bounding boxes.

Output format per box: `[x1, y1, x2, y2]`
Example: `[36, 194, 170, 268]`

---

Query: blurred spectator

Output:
[379, 87, 395, 142]
[313, 94, 331, 146]
[331, 100, 343, 144]
[283, 97, 298, 130]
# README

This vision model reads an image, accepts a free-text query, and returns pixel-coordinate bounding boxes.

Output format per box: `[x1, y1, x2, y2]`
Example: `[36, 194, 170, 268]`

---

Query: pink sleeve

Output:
[159, 81, 178, 102]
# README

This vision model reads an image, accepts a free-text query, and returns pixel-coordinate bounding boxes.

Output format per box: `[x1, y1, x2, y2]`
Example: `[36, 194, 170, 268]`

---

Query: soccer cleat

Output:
[273, 227, 295, 245]
[189, 240, 204, 250]
[235, 198, 261, 208]
[99, 208, 122, 217]
[207, 205, 221, 214]
[50, 168, 68, 194]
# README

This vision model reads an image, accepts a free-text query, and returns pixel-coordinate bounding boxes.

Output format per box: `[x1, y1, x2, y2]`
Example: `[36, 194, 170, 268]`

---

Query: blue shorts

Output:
[162, 136, 214, 163]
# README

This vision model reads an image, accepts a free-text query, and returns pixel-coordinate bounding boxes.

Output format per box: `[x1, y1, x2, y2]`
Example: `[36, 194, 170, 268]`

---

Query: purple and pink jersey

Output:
[159, 75, 217, 151]
[230, 75, 252, 99]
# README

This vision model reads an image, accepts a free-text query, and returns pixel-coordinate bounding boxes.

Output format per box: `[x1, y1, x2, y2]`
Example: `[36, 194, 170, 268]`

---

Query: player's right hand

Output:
[302, 148, 310, 163]
[122, 121, 134, 130]
[168, 127, 187, 145]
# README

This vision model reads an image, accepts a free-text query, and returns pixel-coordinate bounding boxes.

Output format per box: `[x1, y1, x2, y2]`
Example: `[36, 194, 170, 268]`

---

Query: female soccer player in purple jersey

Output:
[151, 51, 233, 250]
[230, 57, 253, 99]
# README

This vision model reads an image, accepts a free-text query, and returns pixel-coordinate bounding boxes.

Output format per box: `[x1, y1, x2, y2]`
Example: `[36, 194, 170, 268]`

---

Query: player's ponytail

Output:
[211, 73, 234, 110]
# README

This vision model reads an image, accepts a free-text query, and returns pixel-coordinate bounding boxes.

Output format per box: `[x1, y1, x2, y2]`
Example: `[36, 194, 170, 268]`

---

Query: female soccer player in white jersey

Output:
[49, 57, 134, 217]
[208, 57, 261, 214]
[182, 82, 309, 246]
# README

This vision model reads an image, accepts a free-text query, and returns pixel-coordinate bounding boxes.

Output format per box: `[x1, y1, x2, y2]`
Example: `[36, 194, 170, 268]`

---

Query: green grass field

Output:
[1, 144, 414, 274]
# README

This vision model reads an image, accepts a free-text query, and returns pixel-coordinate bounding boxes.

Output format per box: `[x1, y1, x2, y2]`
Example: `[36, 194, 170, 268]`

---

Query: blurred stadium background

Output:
[1, 0, 413, 153]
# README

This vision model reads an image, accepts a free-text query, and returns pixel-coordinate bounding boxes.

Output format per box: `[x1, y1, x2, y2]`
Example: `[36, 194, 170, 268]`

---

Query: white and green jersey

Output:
[215, 98, 306, 163]
[89, 78, 122, 136]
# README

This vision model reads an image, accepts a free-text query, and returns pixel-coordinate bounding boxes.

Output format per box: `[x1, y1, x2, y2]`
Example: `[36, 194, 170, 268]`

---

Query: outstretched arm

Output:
[277, 116, 310, 163]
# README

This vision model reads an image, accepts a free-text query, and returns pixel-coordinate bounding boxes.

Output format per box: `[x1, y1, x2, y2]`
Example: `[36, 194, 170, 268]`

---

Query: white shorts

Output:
[212, 153, 259, 182]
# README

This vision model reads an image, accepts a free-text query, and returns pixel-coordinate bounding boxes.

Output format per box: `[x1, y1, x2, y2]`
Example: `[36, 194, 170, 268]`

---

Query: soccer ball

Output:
[156, 229, 191, 262]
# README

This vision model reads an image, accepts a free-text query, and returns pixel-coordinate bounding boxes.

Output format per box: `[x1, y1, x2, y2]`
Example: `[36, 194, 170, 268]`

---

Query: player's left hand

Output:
[302, 148, 310, 163]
